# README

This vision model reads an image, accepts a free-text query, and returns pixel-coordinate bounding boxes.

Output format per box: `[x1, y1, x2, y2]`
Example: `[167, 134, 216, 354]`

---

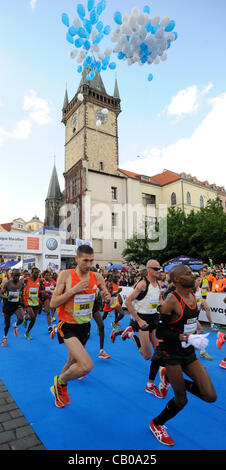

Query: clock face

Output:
[96, 110, 108, 124]
[71, 113, 78, 129]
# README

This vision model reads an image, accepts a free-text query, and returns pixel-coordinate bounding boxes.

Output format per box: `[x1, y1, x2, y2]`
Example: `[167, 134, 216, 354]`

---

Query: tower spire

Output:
[113, 75, 120, 100]
[63, 85, 69, 110]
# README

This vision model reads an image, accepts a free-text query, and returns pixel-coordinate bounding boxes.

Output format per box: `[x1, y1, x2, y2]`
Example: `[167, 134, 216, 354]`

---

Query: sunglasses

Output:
[148, 267, 161, 271]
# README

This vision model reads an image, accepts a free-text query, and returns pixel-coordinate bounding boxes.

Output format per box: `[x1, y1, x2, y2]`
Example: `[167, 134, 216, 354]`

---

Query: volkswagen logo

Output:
[46, 238, 58, 251]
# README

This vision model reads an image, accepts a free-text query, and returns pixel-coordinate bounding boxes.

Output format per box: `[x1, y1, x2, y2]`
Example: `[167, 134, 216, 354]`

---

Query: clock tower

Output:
[61, 70, 121, 240]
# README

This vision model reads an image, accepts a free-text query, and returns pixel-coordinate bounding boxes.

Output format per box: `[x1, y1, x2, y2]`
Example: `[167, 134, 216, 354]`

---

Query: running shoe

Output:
[48, 326, 53, 334]
[110, 329, 117, 343]
[51, 316, 56, 322]
[146, 382, 163, 398]
[1, 337, 7, 347]
[78, 375, 86, 380]
[24, 332, 32, 340]
[121, 326, 133, 341]
[159, 367, 170, 398]
[98, 350, 110, 359]
[50, 375, 70, 407]
[13, 322, 19, 337]
[149, 420, 175, 446]
[219, 359, 226, 369]
[217, 332, 226, 350]
[200, 351, 213, 360]
[211, 324, 220, 331]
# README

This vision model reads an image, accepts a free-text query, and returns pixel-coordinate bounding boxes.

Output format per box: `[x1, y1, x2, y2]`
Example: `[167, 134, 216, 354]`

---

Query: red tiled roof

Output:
[151, 170, 181, 185]
[118, 168, 160, 186]
[0, 223, 13, 232]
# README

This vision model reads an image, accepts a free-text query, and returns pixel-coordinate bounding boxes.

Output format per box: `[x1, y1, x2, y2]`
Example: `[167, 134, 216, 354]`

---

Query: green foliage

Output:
[122, 198, 226, 265]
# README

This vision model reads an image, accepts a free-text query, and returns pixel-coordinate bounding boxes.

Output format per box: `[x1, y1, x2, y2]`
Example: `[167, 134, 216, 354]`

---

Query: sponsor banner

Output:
[0, 232, 41, 254]
[120, 288, 226, 325]
[42, 235, 60, 271]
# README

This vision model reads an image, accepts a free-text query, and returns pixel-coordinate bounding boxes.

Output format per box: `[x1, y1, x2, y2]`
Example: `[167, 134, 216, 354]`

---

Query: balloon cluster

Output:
[112, 6, 178, 82]
[61, 2, 178, 83]
[61, 0, 116, 81]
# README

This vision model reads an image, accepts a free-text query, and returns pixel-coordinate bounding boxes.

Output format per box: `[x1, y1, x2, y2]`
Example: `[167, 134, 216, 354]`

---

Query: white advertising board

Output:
[0, 232, 42, 254]
[120, 287, 226, 325]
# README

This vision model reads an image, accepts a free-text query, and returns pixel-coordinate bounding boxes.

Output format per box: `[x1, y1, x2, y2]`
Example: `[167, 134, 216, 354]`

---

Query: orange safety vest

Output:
[57, 270, 98, 325]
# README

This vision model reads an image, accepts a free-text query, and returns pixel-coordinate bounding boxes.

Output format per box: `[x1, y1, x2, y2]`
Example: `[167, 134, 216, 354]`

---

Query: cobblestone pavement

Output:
[0, 379, 46, 450]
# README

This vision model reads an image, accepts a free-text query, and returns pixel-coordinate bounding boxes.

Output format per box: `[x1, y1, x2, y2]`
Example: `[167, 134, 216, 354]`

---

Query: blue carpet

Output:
[0, 302, 225, 450]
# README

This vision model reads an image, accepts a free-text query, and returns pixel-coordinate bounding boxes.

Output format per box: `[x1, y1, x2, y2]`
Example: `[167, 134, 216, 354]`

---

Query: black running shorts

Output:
[3, 302, 22, 316]
[161, 344, 198, 368]
[57, 321, 91, 346]
[131, 313, 159, 333]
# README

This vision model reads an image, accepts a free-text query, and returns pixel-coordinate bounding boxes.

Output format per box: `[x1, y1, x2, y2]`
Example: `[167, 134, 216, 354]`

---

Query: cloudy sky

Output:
[0, 0, 225, 223]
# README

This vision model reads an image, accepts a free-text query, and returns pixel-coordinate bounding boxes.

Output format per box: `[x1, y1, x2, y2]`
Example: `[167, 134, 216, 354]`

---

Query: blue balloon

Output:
[68, 26, 77, 36]
[83, 19, 92, 34]
[78, 27, 88, 38]
[118, 51, 125, 60]
[143, 5, 150, 14]
[77, 4, 86, 20]
[141, 55, 147, 64]
[84, 40, 91, 50]
[96, 21, 103, 32]
[77, 66, 83, 73]
[114, 11, 122, 25]
[93, 32, 104, 44]
[90, 9, 98, 24]
[109, 62, 116, 70]
[75, 38, 83, 48]
[101, 64, 107, 71]
[66, 32, 74, 44]
[87, 0, 95, 12]
[62, 13, 70, 27]
[86, 70, 96, 80]
[96, 0, 106, 14]
[148, 73, 153, 82]
[167, 41, 171, 49]
[145, 20, 152, 32]
[104, 25, 111, 35]
[172, 31, 178, 40]
[165, 20, 176, 32]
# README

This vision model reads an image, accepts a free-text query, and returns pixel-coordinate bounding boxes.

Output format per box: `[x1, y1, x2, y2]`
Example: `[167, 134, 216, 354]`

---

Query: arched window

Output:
[186, 192, 191, 205]
[171, 192, 177, 206]
[200, 195, 204, 208]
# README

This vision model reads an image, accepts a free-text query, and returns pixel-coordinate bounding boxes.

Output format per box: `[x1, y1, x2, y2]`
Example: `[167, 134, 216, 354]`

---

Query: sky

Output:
[0, 0, 226, 223]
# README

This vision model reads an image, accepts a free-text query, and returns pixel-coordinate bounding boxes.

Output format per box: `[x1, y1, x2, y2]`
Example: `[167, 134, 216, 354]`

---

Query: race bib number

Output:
[45, 286, 51, 292]
[110, 295, 119, 309]
[148, 296, 160, 314]
[73, 293, 95, 317]
[8, 291, 20, 302]
[182, 318, 197, 348]
[28, 287, 39, 306]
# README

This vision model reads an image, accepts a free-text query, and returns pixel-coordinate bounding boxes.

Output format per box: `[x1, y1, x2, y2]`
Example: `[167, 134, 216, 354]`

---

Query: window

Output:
[99, 162, 104, 171]
[171, 192, 177, 206]
[112, 213, 117, 228]
[111, 186, 117, 200]
[71, 179, 77, 198]
[200, 195, 204, 208]
[142, 193, 156, 206]
[114, 241, 118, 249]
[186, 192, 191, 205]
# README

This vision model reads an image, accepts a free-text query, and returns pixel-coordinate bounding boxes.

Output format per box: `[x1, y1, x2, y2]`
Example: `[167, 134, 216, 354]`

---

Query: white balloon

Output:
[91, 30, 98, 41]
[155, 28, 164, 39]
[96, 120, 101, 127]
[154, 57, 160, 64]
[137, 14, 146, 26]
[104, 47, 112, 56]
[151, 15, 160, 27]
[73, 17, 82, 28]
[161, 53, 168, 61]
[132, 7, 140, 16]
[122, 14, 129, 23]
[101, 108, 108, 115]
[69, 50, 77, 59]
[160, 16, 171, 28]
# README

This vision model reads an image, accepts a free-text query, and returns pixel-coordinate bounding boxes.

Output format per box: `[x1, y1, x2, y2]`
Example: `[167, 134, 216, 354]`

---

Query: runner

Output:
[93, 287, 110, 359]
[40, 271, 54, 334]
[102, 273, 124, 330]
[49, 244, 111, 408]
[200, 267, 219, 331]
[150, 265, 217, 446]
[194, 276, 213, 360]
[22, 267, 41, 340]
[0, 269, 23, 346]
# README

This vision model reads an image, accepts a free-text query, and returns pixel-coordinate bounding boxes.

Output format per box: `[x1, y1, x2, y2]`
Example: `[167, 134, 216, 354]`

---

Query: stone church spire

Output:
[44, 160, 62, 228]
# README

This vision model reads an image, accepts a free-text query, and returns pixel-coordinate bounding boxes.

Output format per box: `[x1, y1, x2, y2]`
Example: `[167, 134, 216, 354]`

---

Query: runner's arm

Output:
[125, 280, 148, 327]
[96, 273, 111, 304]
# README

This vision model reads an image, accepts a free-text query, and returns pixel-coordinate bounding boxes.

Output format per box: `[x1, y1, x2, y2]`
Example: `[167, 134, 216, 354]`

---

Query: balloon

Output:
[114, 11, 122, 25]
[78, 27, 88, 38]
[165, 20, 176, 32]
[104, 25, 111, 35]
[87, 0, 95, 12]
[102, 108, 108, 114]
[62, 13, 70, 27]
[151, 15, 160, 27]
[77, 66, 83, 73]
[83, 19, 92, 34]
[148, 73, 153, 81]
[143, 5, 150, 14]
[90, 9, 98, 24]
[96, 21, 103, 32]
[96, 119, 101, 126]
[104, 46, 112, 55]
[172, 31, 178, 40]
[73, 17, 82, 28]
[68, 26, 77, 36]
[75, 38, 83, 48]
[160, 16, 171, 28]
[70, 50, 77, 59]
[66, 32, 74, 44]
[77, 4, 86, 20]
[84, 40, 91, 50]
[109, 62, 116, 69]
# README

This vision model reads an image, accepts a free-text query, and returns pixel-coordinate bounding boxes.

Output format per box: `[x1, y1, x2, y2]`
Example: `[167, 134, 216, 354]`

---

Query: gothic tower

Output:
[44, 162, 62, 228]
